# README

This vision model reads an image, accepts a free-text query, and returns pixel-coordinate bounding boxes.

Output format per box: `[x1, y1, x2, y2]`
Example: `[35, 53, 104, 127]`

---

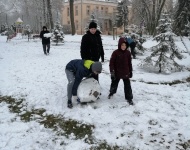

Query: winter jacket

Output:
[126, 37, 134, 45]
[109, 38, 132, 79]
[40, 28, 50, 45]
[80, 30, 104, 62]
[66, 59, 94, 95]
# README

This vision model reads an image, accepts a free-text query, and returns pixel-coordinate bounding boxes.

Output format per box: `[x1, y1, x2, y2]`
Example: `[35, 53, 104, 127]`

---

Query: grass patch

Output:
[0, 95, 115, 148]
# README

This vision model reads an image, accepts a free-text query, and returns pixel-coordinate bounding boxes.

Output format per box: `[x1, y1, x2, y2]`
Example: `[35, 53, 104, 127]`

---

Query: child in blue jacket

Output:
[65, 59, 102, 108]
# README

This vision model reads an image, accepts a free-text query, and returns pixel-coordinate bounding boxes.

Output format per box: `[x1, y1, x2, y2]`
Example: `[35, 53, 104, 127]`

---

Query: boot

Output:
[67, 100, 73, 108]
[127, 99, 134, 105]
[108, 93, 113, 99]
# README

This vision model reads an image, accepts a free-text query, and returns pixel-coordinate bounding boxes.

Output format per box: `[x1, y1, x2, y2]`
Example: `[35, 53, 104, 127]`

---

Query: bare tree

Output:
[47, 0, 54, 30]
[132, 0, 167, 35]
[69, 0, 75, 35]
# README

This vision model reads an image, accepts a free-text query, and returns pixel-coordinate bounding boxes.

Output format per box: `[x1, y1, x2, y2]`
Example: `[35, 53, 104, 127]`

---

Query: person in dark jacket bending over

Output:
[40, 26, 50, 55]
[108, 37, 134, 105]
[65, 60, 102, 108]
[80, 22, 104, 81]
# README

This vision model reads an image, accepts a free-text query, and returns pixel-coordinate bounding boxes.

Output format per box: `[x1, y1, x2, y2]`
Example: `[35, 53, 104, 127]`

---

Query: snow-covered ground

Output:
[0, 34, 190, 150]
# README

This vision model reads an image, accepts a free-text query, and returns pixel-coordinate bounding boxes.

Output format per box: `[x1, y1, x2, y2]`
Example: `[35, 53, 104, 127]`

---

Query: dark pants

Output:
[43, 44, 50, 54]
[109, 78, 133, 100]
[129, 42, 136, 58]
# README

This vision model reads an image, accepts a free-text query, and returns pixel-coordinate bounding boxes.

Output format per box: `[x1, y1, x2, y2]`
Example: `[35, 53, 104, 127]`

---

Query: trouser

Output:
[130, 42, 136, 58]
[109, 78, 133, 100]
[65, 69, 75, 101]
[43, 44, 50, 54]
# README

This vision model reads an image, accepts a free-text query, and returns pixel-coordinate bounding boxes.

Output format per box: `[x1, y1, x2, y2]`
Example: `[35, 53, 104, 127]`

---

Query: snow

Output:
[44, 33, 52, 38]
[77, 78, 101, 102]
[0, 34, 190, 149]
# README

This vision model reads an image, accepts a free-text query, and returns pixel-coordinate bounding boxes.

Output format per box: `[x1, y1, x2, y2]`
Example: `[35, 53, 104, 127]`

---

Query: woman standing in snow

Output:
[40, 26, 50, 55]
[108, 37, 134, 105]
[80, 22, 104, 81]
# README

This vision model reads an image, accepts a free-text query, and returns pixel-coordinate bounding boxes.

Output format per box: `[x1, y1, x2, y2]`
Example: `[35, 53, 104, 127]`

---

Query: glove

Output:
[129, 72, 133, 78]
[111, 72, 116, 80]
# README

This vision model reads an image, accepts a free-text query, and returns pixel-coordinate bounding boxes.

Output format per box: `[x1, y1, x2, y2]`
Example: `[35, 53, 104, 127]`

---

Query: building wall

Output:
[62, 0, 125, 35]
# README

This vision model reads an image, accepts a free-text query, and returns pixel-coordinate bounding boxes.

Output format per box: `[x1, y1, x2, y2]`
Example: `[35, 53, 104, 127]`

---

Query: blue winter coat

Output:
[66, 59, 92, 95]
[126, 37, 134, 44]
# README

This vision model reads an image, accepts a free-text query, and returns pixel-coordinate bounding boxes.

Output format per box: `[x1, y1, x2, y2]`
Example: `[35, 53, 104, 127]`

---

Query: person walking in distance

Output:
[108, 37, 134, 105]
[80, 21, 104, 81]
[40, 26, 50, 55]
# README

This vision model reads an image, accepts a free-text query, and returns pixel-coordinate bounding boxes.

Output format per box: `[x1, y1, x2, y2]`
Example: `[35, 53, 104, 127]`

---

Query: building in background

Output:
[62, 0, 127, 35]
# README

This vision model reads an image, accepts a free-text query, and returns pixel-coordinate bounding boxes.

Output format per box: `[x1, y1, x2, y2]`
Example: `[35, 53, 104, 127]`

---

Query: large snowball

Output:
[44, 33, 52, 38]
[77, 78, 101, 103]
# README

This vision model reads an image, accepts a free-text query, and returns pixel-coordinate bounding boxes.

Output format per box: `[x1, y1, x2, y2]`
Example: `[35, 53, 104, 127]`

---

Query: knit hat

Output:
[89, 22, 97, 29]
[43, 26, 47, 30]
[91, 62, 102, 73]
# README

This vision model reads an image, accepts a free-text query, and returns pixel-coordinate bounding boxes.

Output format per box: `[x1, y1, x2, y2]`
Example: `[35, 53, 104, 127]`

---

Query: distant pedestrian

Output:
[125, 36, 136, 59]
[108, 37, 134, 105]
[40, 26, 50, 55]
[80, 21, 104, 81]
[65, 59, 102, 108]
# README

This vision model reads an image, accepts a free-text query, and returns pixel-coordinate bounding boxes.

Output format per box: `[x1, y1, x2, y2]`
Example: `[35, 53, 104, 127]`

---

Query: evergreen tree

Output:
[140, 13, 183, 73]
[184, 20, 190, 38]
[51, 20, 64, 45]
[172, 0, 190, 36]
[115, 0, 129, 32]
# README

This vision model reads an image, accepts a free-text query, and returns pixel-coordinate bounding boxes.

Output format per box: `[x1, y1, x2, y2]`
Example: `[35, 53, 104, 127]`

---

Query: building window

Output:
[105, 7, 108, 14]
[67, 7, 70, 17]
[101, 7, 104, 11]
[75, 6, 78, 16]
[96, 6, 99, 11]
[86, 5, 90, 15]
[68, 21, 70, 25]
[76, 20, 79, 30]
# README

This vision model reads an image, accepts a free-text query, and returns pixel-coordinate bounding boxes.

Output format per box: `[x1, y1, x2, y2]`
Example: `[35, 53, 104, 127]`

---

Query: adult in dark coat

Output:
[40, 26, 50, 55]
[80, 22, 104, 81]
[108, 37, 134, 105]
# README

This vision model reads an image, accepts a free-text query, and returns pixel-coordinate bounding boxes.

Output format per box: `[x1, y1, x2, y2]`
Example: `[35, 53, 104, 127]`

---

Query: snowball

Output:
[77, 78, 101, 103]
[44, 33, 52, 38]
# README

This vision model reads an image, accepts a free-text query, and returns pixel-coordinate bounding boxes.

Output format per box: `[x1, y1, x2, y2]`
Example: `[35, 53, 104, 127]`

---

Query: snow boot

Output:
[127, 99, 134, 105]
[108, 93, 113, 99]
[67, 100, 73, 108]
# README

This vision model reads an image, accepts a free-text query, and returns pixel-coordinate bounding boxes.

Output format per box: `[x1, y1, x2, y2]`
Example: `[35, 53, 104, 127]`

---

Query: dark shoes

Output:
[108, 93, 114, 99]
[127, 99, 134, 105]
[67, 100, 73, 108]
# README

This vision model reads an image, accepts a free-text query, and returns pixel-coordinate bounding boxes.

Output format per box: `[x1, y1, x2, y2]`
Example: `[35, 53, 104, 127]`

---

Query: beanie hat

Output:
[43, 26, 47, 30]
[89, 22, 97, 29]
[91, 62, 102, 73]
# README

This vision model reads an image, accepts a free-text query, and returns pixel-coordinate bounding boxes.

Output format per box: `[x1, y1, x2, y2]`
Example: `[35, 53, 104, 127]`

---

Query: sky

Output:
[0, 34, 190, 149]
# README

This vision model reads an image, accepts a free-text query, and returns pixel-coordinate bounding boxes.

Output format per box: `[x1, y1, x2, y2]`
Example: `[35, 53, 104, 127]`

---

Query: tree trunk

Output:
[69, 0, 76, 35]
[42, 0, 46, 26]
[47, 0, 54, 30]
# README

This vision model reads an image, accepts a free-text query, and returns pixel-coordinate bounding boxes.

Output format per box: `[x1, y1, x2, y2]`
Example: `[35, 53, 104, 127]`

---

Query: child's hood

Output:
[118, 37, 127, 50]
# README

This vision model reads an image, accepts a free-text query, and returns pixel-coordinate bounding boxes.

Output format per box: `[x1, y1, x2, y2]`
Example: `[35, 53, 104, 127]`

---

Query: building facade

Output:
[62, 0, 124, 35]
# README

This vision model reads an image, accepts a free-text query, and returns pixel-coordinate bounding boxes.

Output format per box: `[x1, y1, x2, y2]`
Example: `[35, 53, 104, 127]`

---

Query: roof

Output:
[16, 17, 23, 23]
